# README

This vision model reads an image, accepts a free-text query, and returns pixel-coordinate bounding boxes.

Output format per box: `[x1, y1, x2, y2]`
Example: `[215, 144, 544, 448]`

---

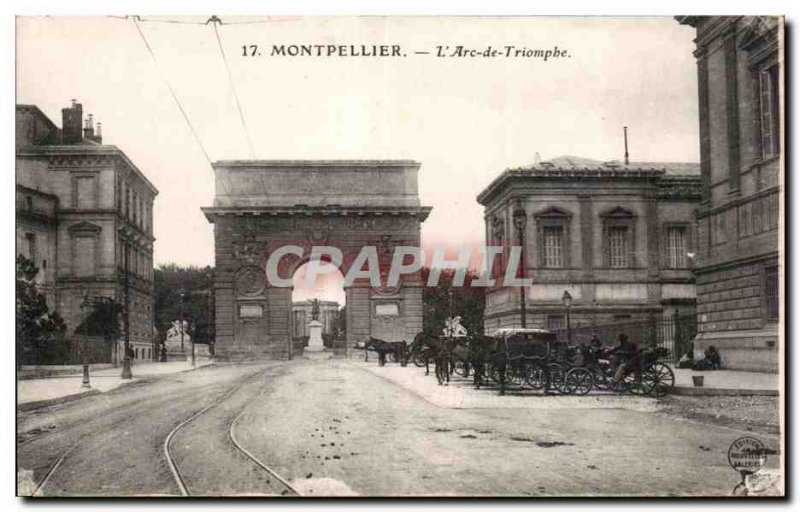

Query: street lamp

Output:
[79, 293, 92, 389]
[120, 229, 134, 380]
[562, 290, 573, 345]
[178, 290, 187, 361]
[512, 205, 527, 328]
[190, 320, 196, 368]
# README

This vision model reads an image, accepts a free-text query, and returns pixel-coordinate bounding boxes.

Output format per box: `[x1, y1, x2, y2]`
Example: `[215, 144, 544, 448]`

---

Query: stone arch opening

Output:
[290, 260, 346, 351]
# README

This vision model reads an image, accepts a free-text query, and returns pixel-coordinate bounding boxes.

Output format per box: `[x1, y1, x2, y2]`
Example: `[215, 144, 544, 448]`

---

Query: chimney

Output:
[94, 122, 103, 144]
[83, 113, 95, 139]
[534, 152, 541, 166]
[61, 99, 83, 144]
[623, 126, 629, 166]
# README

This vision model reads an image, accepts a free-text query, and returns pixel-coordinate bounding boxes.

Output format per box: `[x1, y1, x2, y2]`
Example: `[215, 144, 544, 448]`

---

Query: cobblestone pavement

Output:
[17, 359, 783, 497]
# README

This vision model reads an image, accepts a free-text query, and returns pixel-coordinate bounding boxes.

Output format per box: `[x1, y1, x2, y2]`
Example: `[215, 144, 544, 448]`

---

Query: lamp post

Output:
[562, 290, 573, 345]
[512, 205, 527, 328]
[190, 320, 196, 368]
[80, 293, 91, 389]
[120, 229, 133, 379]
[179, 290, 186, 356]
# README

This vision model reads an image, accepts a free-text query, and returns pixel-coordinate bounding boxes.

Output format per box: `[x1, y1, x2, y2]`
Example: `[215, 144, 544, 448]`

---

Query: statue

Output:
[311, 298, 320, 321]
[443, 316, 468, 338]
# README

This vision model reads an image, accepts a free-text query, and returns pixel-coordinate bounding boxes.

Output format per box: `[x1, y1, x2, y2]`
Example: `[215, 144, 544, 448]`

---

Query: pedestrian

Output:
[693, 345, 722, 371]
[611, 333, 640, 383]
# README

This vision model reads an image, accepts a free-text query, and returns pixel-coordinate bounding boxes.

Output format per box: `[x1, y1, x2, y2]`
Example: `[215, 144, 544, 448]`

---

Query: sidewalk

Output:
[17, 359, 214, 410]
[673, 368, 779, 396]
[353, 361, 780, 410]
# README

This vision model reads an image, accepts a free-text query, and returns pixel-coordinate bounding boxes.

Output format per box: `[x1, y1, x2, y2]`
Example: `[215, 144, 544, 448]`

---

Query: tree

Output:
[75, 297, 123, 364]
[332, 306, 346, 341]
[16, 255, 67, 365]
[421, 267, 486, 336]
[154, 264, 215, 345]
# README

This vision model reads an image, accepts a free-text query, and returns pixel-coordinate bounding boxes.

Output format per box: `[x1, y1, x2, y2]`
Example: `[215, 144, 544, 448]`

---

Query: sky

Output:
[16, 15, 700, 280]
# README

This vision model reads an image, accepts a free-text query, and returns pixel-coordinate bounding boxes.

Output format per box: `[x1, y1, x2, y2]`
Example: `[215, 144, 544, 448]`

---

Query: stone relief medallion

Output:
[373, 281, 401, 296]
[235, 266, 267, 297]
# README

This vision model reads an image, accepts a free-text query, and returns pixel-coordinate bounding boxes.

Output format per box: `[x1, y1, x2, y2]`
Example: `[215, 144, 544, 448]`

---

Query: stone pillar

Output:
[578, 194, 593, 279]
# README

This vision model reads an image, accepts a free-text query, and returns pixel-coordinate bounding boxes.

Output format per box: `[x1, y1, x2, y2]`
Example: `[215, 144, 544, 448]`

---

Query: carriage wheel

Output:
[453, 359, 468, 377]
[548, 363, 567, 394]
[524, 363, 547, 390]
[643, 363, 675, 397]
[621, 369, 643, 395]
[565, 367, 594, 395]
[412, 353, 425, 367]
[591, 365, 612, 391]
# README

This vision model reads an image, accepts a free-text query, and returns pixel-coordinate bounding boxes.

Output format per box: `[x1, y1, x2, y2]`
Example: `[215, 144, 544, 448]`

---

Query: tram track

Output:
[162, 369, 299, 497]
[23, 365, 297, 497]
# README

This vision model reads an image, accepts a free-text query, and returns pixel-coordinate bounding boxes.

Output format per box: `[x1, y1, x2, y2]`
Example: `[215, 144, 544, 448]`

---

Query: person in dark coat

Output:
[694, 345, 722, 371]
[611, 333, 640, 383]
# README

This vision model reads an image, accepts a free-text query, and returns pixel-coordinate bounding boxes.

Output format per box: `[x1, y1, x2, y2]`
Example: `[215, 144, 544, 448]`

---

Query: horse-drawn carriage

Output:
[409, 327, 675, 397]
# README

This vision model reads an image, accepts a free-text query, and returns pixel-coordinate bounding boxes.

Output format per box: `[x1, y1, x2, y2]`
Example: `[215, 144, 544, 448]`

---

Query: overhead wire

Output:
[128, 15, 234, 196]
[209, 16, 257, 159]
[131, 15, 213, 166]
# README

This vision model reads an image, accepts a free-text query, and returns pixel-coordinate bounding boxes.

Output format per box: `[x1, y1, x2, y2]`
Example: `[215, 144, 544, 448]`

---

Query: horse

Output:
[364, 338, 408, 367]
[475, 332, 554, 395]
[411, 332, 453, 385]
[464, 335, 496, 389]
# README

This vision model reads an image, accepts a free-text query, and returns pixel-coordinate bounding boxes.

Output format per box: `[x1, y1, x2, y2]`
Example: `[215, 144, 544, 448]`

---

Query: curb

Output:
[17, 363, 217, 412]
[673, 387, 779, 397]
[17, 389, 102, 412]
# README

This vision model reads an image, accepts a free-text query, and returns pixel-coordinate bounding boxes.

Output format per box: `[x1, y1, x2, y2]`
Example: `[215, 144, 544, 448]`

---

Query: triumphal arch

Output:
[202, 160, 432, 361]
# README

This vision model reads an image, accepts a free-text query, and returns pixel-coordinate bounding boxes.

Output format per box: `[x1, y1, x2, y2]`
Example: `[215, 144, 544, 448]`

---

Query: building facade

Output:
[676, 16, 783, 372]
[16, 101, 158, 363]
[477, 156, 701, 335]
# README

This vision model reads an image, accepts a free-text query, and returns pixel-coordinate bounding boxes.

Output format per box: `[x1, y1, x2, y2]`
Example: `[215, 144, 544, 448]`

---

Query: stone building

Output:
[292, 300, 342, 341]
[202, 160, 430, 361]
[477, 156, 701, 334]
[16, 101, 158, 363]
[676, 16, 782, 371]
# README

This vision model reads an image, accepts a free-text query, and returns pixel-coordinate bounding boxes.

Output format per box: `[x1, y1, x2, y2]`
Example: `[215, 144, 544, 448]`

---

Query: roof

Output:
[18, 145, 159, 196]
[495, 328, 554, 335]
[515, 156, 700, 176]
[477, 155, 700, 205]
[213, 159, 420, 169]
[16, 104, 159, 196]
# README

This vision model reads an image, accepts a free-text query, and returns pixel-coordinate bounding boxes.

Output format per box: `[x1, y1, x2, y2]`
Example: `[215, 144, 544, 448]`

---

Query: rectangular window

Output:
[25, 233, 36, 261]
[76, 177, 95, 209]
[764, 265, 779, 321]
[608, 227, 629, 268]
[752, 200, 762, 235]
[75, 236, 95, 277]
[543, 226, 564, 268]
[665, 226, 687, 269]
[759, 65, 780, 160]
